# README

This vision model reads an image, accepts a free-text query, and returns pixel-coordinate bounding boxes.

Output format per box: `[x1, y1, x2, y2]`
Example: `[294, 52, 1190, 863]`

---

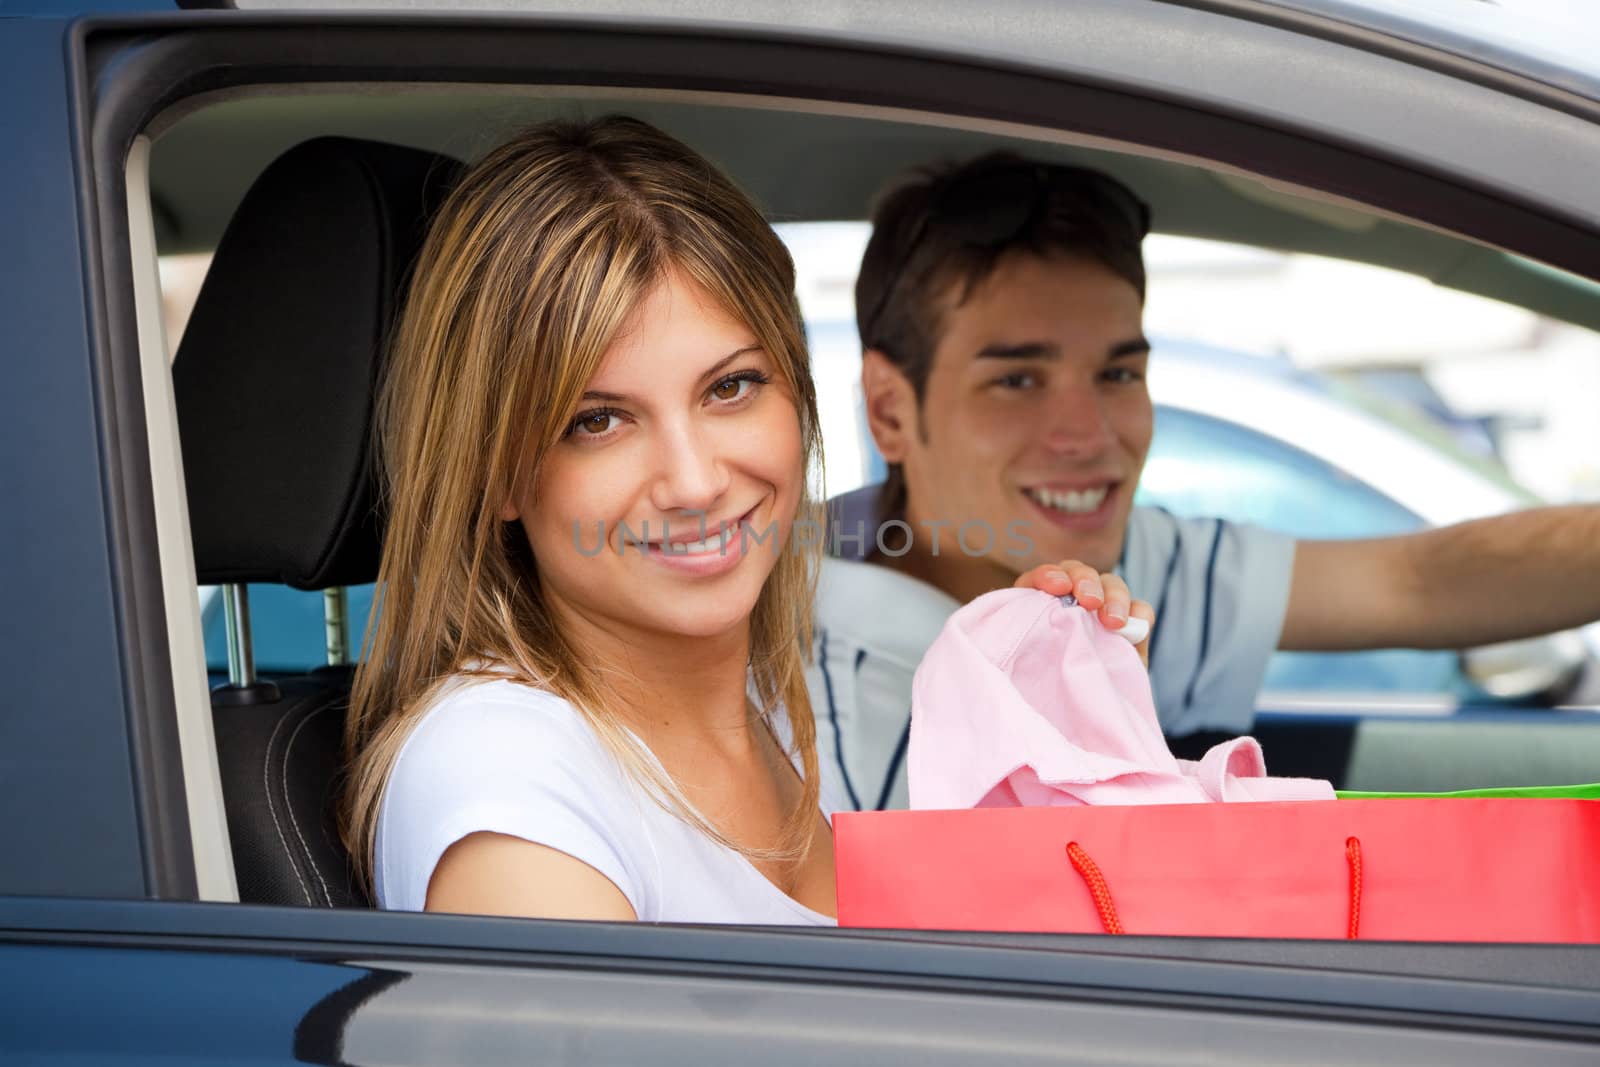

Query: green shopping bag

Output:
[1338, 783, 1600, 800]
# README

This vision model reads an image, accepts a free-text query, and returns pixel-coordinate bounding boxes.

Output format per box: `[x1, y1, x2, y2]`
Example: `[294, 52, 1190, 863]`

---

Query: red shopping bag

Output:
[834, 799, 1600, 941]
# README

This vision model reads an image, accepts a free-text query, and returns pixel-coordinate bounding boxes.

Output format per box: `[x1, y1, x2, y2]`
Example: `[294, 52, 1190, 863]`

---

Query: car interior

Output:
[146, 87, 1600, 909]
[170, 135, 464, 906]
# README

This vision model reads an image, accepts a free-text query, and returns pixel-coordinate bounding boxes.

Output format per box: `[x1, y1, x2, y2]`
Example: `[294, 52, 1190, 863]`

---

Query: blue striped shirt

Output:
[805, 505, 1296, 812]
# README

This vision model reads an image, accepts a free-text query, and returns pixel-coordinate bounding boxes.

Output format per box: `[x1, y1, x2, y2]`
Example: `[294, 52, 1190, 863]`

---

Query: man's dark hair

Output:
[855, 152, 1150, 520]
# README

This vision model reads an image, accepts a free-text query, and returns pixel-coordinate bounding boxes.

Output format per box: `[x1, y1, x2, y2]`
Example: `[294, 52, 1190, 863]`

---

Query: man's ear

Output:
[861, 349, 919, 463]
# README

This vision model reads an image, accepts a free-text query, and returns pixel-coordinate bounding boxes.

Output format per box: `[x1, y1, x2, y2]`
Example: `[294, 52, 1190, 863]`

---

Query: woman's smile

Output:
[638, 503, 763, 576]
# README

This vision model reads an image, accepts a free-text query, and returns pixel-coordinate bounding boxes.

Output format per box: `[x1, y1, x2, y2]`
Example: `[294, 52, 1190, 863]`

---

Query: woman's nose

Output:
[649, 419, 731, 513]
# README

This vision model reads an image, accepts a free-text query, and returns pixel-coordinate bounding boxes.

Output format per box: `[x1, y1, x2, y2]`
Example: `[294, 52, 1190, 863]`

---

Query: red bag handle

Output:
[1064, 842, 1126, 934]
[1345, 836, 1363, 940]
[1065, 837, 1366, 939]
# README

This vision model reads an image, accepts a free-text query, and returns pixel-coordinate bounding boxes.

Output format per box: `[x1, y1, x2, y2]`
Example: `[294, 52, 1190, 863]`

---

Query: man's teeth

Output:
[1029, 486, 1109, 514]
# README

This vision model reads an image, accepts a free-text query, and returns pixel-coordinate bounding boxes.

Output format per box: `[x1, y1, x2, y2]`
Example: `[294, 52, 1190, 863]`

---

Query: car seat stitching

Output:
[314, 759, 356, 904]
[283, 702, 336, 906]
[263, 706, 315, 906]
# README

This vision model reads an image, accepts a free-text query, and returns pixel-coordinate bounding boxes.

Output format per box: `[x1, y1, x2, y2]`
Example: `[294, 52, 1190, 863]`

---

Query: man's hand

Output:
[1014, 559, 1155, 668]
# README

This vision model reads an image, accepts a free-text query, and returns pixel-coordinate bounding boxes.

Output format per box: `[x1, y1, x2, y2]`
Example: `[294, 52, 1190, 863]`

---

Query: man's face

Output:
[879, 252, 1152, 576]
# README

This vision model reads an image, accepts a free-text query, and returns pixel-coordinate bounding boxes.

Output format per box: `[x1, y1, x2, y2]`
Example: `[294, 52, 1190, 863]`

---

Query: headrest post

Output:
[213, 584, 280, 706]
[324, 586, 351, 667]
[221, 583, 256, 688]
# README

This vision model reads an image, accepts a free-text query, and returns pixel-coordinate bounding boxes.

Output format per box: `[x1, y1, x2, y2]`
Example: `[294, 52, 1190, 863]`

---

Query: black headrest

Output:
[174, 137, 461, 589]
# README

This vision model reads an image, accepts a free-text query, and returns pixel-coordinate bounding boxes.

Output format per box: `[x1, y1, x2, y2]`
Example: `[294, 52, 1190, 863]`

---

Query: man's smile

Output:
[1023, 482, 1116, 515]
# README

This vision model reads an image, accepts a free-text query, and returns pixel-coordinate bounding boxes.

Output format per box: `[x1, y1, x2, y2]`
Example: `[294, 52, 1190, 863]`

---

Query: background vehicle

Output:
[1148, 341, 1596, 704]
[7, 0, 1600, 1060]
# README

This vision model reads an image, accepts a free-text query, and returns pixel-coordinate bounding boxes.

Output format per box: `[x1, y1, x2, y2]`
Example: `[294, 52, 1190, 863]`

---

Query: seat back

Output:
[173, 136, 461, 905]
[209, 673, 363, 906]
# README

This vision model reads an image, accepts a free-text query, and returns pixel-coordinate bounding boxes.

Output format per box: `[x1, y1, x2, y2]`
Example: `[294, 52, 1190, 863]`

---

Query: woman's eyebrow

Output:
[696, 344, 764, 384]
[580, 345, 763, 403]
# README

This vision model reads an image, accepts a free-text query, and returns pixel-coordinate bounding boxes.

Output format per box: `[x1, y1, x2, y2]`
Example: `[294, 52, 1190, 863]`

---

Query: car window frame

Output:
[69, 4, 1600, 976]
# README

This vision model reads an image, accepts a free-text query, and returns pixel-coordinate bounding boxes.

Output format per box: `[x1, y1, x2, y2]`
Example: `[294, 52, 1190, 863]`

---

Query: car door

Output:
[6, 2, 1600, 1061]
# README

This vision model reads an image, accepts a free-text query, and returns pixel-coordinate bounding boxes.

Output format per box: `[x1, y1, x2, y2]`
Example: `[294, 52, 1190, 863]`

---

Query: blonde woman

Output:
[342, 115, 1137, 925]
[343, 116, 835, 923]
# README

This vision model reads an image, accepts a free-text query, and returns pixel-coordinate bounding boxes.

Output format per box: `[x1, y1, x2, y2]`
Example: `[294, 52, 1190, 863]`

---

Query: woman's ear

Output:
[861, 349, 918, 463]
[498, 461, 531, 523]
[498, 476, 523, 522]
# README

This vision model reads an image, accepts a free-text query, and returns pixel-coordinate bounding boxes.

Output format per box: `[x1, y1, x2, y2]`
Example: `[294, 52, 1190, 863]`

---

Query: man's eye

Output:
[994, 372, 1038, 390]
[1102, 367, 1144, 384]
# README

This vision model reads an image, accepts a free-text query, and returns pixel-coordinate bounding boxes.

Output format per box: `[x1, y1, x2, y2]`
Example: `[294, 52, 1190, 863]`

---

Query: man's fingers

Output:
[1066, 563, 1103, 608]
[1017, 564, 1150, 659]
[1098, 573, 1132, 627]
[1127, 599, 1155, 667]
[1014, 559, 1101, 605]
[1014, 563, 1072, 594]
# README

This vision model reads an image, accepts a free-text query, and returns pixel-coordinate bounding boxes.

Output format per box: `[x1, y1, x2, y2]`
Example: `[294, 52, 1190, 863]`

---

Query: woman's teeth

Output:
[661, 528, 732, 555]
[1029, 486, 1109, 514]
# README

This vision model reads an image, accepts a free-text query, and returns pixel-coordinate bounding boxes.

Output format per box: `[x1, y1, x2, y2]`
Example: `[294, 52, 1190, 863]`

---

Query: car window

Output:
[201, 583, 378, 675]
[1138, 405, 1425, 540]
[1135, 406, 1473, 702]
[138, 81, 1600, 940]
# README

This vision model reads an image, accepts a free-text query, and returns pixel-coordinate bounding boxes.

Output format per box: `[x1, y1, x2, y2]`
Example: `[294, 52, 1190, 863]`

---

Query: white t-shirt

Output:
[374, 675, 837, 925]
[808, 501, 1297, 813]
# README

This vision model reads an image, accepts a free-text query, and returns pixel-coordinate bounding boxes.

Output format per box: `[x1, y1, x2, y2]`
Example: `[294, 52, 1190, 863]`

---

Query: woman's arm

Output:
[426, 831, 638, 921]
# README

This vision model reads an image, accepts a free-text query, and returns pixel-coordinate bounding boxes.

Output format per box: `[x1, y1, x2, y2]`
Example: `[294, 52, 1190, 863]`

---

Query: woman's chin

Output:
[622, 601, 750, 642]
[661, 580, 770, 640]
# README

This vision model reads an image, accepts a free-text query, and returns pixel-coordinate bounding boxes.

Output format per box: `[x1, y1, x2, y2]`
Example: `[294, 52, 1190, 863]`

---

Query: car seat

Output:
[173, 136, 461, 906]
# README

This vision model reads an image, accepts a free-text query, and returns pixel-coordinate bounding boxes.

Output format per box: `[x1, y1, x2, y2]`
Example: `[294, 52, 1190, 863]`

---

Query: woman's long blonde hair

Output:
[342, 116, 824, 894]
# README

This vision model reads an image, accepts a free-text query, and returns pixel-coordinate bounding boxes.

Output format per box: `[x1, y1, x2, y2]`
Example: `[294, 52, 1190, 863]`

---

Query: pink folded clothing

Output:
[908, 588, 1334, 810]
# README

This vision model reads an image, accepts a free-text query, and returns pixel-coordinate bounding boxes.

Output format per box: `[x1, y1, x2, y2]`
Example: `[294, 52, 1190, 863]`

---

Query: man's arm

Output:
[1280, 506, 1600, 651]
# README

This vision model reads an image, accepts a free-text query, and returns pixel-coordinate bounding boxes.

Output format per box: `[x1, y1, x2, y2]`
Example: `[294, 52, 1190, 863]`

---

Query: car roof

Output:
[103, 0, 1598, 104]
[148, 87, 1600, 343]
[1259, 0, 1600, 104]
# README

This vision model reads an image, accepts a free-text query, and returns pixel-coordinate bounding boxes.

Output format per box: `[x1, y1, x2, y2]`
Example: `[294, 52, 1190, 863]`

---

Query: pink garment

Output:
[908, 588, 1334, 810]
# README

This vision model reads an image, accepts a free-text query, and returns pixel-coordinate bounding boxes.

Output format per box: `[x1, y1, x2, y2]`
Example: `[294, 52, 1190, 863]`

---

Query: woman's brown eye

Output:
[580, 414, 611, 434]
[712, 379, 741, 401]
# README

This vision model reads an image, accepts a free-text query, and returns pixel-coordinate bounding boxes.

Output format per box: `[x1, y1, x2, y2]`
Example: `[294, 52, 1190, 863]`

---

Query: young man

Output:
[807, 152, 1600, 812]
